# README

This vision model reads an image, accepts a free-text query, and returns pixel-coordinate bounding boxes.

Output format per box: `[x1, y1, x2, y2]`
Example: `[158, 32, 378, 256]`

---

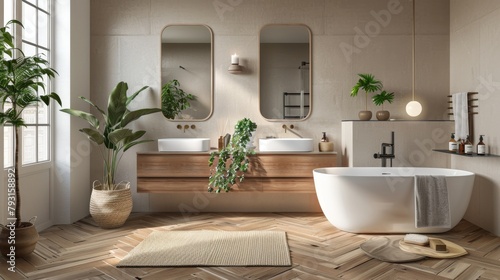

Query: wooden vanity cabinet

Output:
[137, 152, 336, 193]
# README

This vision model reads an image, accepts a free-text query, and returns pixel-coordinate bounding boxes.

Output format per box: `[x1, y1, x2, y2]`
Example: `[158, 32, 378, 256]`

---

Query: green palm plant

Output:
[372, 90, 394, 110]
[61, 82, 161, 190]
[351, 73, 383, 111]
[0, 20, 62, 228]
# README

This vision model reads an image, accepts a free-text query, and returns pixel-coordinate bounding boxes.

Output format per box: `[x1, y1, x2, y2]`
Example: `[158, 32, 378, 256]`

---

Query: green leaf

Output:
[0, 108, 24, 127]
[123, 139, 152, 152]
[126, 85, 149, 106]
[372, 90, 394, 106]
[60, 108, 100, 129]
[107, 82, 128, 127]
[80, 128, 105, 144]
[0, 20, 23, 55]
[17, 92, 40, 108]
[124, 130, 146, 143]
[79, 96, 106, 117]
[108, 128, 133, 146]
[350, 84, 360, 97]
[0, 112, 7, 125]
[40, 92, 62, 106]
[351, 73, 383, 96]
[120, 108, 161, 127]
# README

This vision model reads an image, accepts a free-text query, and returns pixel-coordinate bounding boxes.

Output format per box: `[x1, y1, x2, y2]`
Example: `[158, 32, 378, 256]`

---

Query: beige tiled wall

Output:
[90, 0, 451, 213]
[450, 0, 500, 236]
[342, 121, 452, 168]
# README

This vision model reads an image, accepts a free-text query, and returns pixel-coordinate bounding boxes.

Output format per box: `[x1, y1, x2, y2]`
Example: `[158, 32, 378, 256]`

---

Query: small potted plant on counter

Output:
[372, 90, 394, 121]
[350, 73, 382, 121]
[208, 118, 257, 193]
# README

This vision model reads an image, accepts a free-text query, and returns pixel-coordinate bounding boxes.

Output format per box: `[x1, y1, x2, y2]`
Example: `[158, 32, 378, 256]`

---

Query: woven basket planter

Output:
[90, 181, 133, 229]
[0, 222, 39, 258]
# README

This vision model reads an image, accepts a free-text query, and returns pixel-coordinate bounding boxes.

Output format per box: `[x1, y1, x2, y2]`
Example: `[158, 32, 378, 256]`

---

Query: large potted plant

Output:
[208, 118, 257, 193]
[372, 90, 394, 121]
[350, 73, 382, 121]
[0, 20, 62, 257]
[61, 82, 161, 228]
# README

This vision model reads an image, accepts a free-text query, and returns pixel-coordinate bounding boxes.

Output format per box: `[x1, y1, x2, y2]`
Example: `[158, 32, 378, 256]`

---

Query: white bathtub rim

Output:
[313, 167, 474, 178]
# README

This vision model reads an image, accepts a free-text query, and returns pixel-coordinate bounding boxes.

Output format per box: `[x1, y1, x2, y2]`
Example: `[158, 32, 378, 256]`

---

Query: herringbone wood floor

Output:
[1, 213, 500, 280]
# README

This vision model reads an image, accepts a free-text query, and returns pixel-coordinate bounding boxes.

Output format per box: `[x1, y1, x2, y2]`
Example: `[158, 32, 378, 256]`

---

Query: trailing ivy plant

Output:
[208, 118, 257, 193]
[161, 79, 195, 119]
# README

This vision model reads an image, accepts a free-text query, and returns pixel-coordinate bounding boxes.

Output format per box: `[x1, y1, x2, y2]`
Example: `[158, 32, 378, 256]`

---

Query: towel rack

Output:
[283, 92, 310, 119]
[446, 92, 478, 116]
[447, 92, 478, 140]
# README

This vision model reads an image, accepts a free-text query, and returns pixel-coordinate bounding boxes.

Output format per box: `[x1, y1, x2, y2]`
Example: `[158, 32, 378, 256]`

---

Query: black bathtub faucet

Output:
[374, 131, 395, 167]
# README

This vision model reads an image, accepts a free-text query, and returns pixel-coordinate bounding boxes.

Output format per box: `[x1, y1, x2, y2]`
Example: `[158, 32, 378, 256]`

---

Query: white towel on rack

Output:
[452, 92, 469, 140]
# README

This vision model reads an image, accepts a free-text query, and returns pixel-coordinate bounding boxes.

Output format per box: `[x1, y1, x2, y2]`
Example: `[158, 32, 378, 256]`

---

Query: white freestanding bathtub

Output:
[313, 167, 475, 233]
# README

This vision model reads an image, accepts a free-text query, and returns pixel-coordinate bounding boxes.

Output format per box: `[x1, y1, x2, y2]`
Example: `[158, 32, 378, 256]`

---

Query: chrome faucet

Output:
[374, 131, 395, 167]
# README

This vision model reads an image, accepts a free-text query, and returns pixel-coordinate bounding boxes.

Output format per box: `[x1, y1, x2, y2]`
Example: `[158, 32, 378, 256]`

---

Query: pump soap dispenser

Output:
[477, 135, 486, 155]
[319, 132, 334, 152]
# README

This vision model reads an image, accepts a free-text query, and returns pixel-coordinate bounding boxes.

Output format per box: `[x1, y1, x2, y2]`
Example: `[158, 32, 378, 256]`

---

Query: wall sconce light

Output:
[228, 53, 243, 74]
[406, 0, 422, 117]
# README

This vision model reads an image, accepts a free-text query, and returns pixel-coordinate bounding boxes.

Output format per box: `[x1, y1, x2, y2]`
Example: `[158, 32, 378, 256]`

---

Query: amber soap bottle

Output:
[448, 133, 457, 152]
[458, 139, 465, 154]
[477, 135, 486, 155]
[464, 135, 473, 155]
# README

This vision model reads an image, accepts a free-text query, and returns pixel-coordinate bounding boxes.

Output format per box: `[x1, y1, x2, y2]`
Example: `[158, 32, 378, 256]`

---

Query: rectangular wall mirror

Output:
[259, 24, 312, 121]
[161, 25, 213, 121]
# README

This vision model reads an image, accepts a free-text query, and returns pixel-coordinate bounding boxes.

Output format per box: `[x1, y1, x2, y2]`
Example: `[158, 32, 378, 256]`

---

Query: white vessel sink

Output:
[158, 138, 210, 152]
[259, 138, 314, 152]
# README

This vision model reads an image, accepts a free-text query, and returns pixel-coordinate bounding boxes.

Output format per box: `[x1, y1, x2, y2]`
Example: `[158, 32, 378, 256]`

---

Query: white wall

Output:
[450, 0, 500, 236]
[52, 0, 91, 225]
[89, 0, 450, 213]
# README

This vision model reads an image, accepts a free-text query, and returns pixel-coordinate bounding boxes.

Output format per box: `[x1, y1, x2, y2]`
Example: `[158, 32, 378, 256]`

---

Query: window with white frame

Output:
[3, 0, 52, 167]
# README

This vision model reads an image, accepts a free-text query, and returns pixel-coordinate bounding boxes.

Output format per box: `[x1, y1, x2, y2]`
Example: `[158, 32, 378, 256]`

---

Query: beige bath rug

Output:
[117, 230, 291, 267]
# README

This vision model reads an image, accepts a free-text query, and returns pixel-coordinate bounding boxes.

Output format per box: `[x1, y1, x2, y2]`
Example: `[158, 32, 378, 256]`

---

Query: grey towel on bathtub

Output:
[414, 175, 451, 228]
